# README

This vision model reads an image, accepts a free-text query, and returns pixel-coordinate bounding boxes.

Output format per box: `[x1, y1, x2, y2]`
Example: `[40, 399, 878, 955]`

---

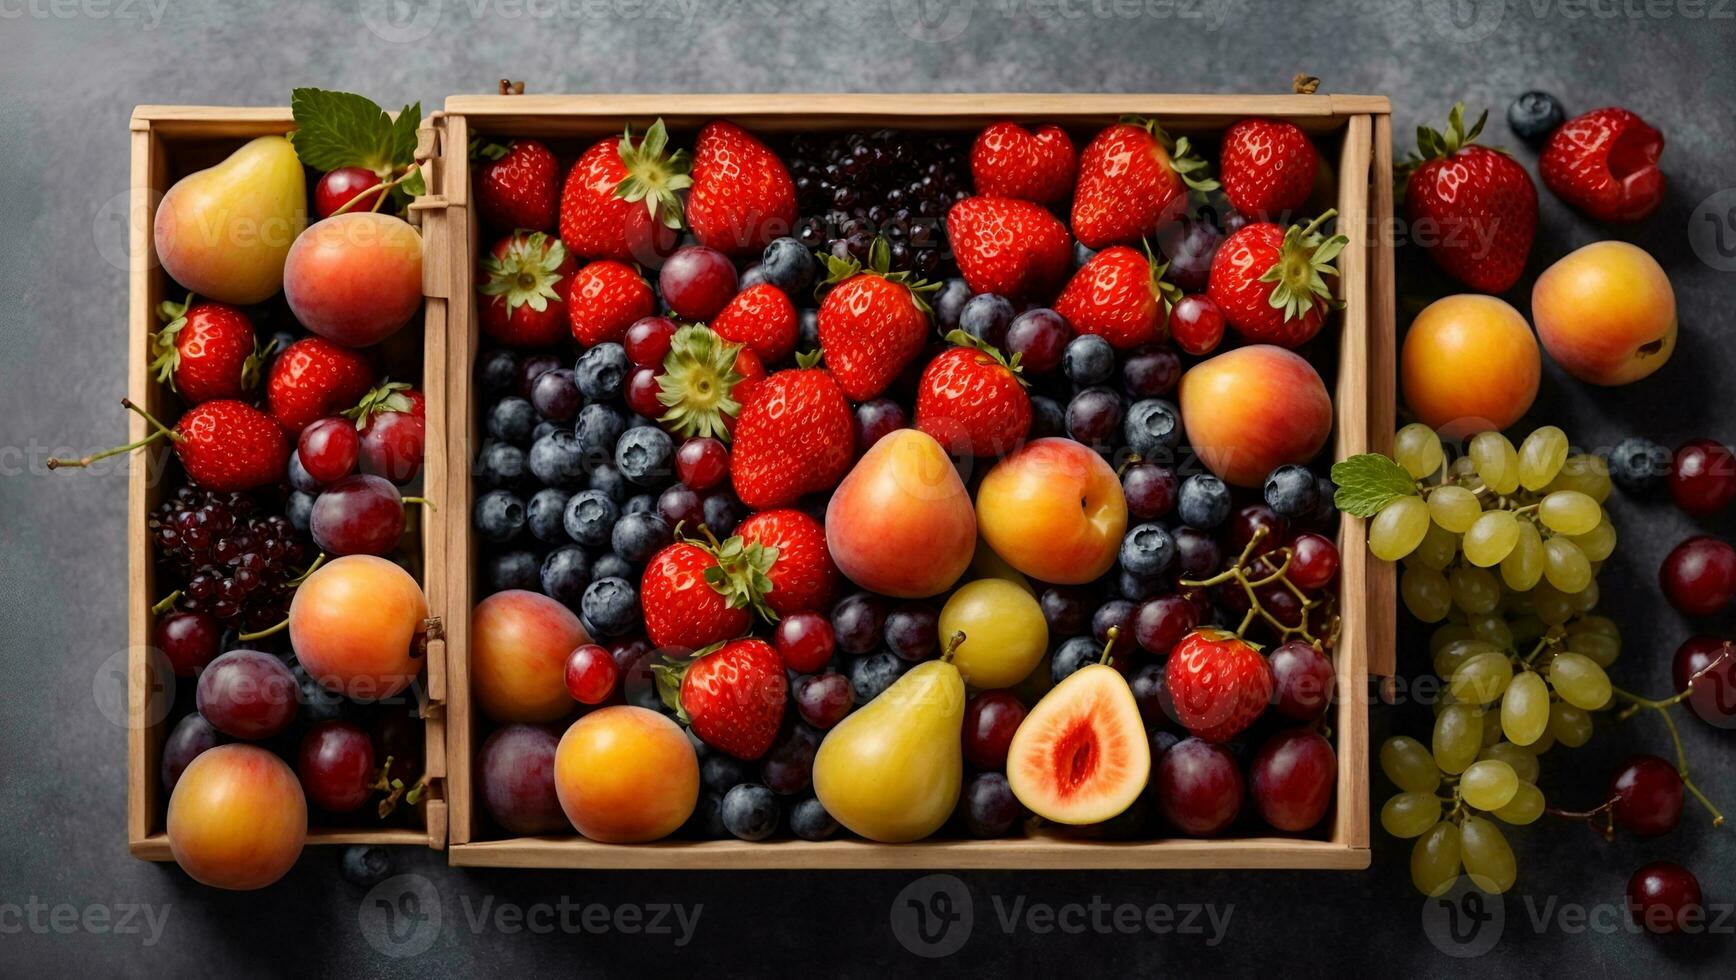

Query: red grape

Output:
[1169, 295, 1225, 356]
[1038, 586, 1091, 636]
[1005, 308, 1072, 374]
[963, 771, 1023, 837]
[1173, 526, 1220, 578]
[676, 437, 730, 490]
[1671, 635, 1736, 727]
[297, 720, 377, 813]
[793, 672, 852, 729]
[516, 353, 562, 399]
[1659, 535, 1736, 616]
[625, 366, 664, 418]
[1123, 345, 1181, 398]
[196, 649, 298, 739]
[1627, 862, 1703, 935]
[659, 245, 737, 320]
[1669, 439, 1736, 517]
[161, 713, 221, 792]
[1226, 504, 1287, 557]
[656, 483, 706, 531]
[478, 724, 566, 834]
[884, 603, 940, 661]
[1154, 737, 1243, 836]
[775, 612, 835, 673]
[625, 316, 678, 368]
[1609, 755, 1684, 837]
[310, 475, 407, 557]
[961, 692, 1026, 770]
[761, 725, 818, 795]
[564, 644, 620, 705]
[1248, 728, 1335, 831]
[1286, 532, 1340, 591]
[853, 399, 907, 452]
[314, 166, 383, 218]
[360, 409, 426, 484]
[1129, 662, 1178, 729]
[153, 610, 221, 677]
[1122, 462, 1178, 520]
[1133, 594, 1197, 656]
[298, 417, 360, 484]
[1269, 640, 1334, 722]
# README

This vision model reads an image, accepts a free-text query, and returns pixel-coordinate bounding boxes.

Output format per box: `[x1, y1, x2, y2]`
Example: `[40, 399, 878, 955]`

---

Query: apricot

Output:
[289, 555, 428, 700]
[1178, 344, 1333, 487]
[284, 212, 424, 347]
[472, 590, 588, 724]
[1532, 241, 1676, 385]
[825, 429, 976, 598]
[1401, 294, 1540, 440]
[154, 136, 307, 305]
[554, 706, 699, 843]
[976, 438, 1127, 584]
[167, 744, 306, 890]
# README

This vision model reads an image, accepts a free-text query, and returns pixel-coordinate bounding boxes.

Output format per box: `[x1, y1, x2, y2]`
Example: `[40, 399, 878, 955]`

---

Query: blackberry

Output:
[784, 129, 970, 278]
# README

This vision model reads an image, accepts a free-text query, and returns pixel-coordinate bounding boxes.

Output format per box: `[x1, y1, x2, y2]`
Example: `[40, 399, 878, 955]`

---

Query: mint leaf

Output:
[289, 88, 421, 176]
[1330, 453, 1419, 517]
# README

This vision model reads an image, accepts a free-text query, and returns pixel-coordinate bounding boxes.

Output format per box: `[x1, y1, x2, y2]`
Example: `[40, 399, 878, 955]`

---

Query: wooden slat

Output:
[1367, 114, 1399, 679]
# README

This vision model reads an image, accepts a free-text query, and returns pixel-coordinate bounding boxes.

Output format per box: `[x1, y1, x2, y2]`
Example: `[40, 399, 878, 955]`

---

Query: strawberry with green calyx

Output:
[150, 293, 271, 404]
[1207, 209, 1348, 349]
[267, 336, 378, 437]
[914, 331, 1032, 457]
[559, 119, 691, 263]
[654, 637, 788, 760]
[48, 397, 288, 492]
[1053, 243, 1182, 350]
[1402, 102, 1538, 293]
[471, 138, 560, 233]
[478, 231, 577, 348]
[343, 380, 426, 483]
[656, 324, 752, 440]
[641, 526, 777, 649]
[1072, 116, 1219, 249]
[815, 238, 939, 402]
[730, 352, 856, 509]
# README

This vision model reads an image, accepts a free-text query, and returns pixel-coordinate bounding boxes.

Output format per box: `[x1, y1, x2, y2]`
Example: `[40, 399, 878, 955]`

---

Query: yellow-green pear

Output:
[153, 135, 307, 304]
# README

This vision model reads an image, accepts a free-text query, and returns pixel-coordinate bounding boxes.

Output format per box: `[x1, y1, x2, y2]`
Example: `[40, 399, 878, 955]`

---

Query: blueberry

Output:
[530, 367, 582, 423]
[1118, 567, 1165, 602]
[738, 264, 772, 290]
[1119, 522, 1176, 577]
[1311, 474, 1339, 527]
[1263, 463, 1320, 518]
[563, 489, 618, 549]
[574, 403, 627, 461]
[580, 576, 640, 638]
[848, 651, 906, 704]
[540, 546, 593, 609]
[616, 426, 674, 487]
[286, 490, 314, 533]
[701, 490, 743, 536]
[1029, 395, 1066, 439]
[473, 489, 526, 543]
[524, 488, 570, 543]
[477, 349, 520, 397]
[693, 790, 729, 838]
[613, 511, 673, 564]
[476, 441, 527, 490]
[789, 796, 838, 841]
[339, 845, 392, 888]
[531, 420, 558, 443]
[485, 549, 543, 593]
[1072, 241, 1098, 270]
[720, 783, 780, 841]
[958, 293, 1016, 348]
[1124, 398, 1181, 458]
[527, 430, 588, 489]
[761, 236, 818, 295]
[591, 552, 633, 583]
[702, 754, 751, 794]
[933, 278, 972, 333]
[293, 661, 348, 724]
[1177, 474, 1232, 529]
[623, 493, 656, 515]
[575, 342, 629, 402]
[588, 462, 629, 503]
[1051, 635, 1101, 683]
[487, 396, 537, 445]
[1508, 91, 1566, 145]
[288, 451, 322, 493]
[1607, 437, 1672, 493]
[1062, 334, 1116, 386]
[798, 308, 820, 354]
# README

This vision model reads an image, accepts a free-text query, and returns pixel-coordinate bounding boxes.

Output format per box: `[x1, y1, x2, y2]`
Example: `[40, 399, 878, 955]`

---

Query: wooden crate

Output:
[125, 107, 450, 858]
[433, 94, 1397, 870]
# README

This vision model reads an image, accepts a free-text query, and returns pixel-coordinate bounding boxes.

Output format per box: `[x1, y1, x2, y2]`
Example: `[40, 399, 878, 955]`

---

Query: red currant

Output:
[625, 366, 664, 419]
[564, 644, 619, 705]
[774, 612, 836, 673]
[625, 316, 678, 368]
[675, 437, 730, 490]
[1169, 295, 1225, 356]
[1286, 532, 1341, 591]
[1670, 439, 1736, 517]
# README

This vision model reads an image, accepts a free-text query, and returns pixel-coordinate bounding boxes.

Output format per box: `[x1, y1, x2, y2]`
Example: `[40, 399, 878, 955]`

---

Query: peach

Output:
[472, 590, 589, 724]
[167, 744, 306, 890]
[290, 555, 428, 700]
[1532, 241, 1676, 385]
[1401, 294, 1540, 440]
[284, 212, 424, 347]
[976, 438, 1127, 585]
[154, 136, 307, 305]
[1178, 345, 1333, 487]
[825, 428, 976, 598]
[555, 706, 699, 843]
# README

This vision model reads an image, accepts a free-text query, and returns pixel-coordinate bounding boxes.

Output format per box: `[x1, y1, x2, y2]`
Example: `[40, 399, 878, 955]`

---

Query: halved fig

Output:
[1007, 662, 1150, 825]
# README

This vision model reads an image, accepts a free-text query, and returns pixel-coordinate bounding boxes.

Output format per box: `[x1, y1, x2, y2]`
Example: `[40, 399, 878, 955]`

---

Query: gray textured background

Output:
[3, 0, 1736, 975]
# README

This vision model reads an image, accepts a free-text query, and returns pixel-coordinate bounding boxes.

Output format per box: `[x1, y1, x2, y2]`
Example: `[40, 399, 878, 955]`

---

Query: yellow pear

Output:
[153, 135, 307, 304]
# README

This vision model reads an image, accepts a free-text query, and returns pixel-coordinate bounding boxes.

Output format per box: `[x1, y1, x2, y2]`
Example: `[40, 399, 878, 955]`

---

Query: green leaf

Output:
[1330, 453, 1419, 517]
[289, 88, 421, 175]
[398, 167, 426, 199]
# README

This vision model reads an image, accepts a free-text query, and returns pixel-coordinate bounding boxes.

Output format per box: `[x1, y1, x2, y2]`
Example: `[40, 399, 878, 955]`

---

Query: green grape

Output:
[1449, 454, 1481, 486]
[1460, 759, 1520, 811]
[1380, 736, 1441, 793]
[1430, 623, 1475, 656]
[1394, 423, 1445, 480]
[1410, 821, 1463, 897]
[1370, 495, 1429, 561]
[1402, 565, 1452, 622]
[1433, 704, 1483, 774]
[1449, 565, 1501, 615]
[1500, 588, 1535, 615]
[1480, 707, 1503, 748]
[1507, 613, 1547, 648]
[1500, 670, 1551, 745]
[1479, 742, 1539, 784]
[1532, 583, 1575, 626]
[1548, 702, 1593, 748]
[1466, 612, 1514, 648]
[1427, 485, 1482, 534]
[1565, 615, 1621, 668]
[1548, 453, 1612, 503]
[1517, 425, 1569, 491]
[1538, 490, 1602, 535]
[1459, 815, 1517, 894]
[1571, 519, 1617, 562]
[1500, 520, 1546, 592]
[1433, 638, 1500, 680]
[1492, 782, 1545, 825]
[1571, 577, 1600, 613]
[1409, 522, 1460, 571]
[1547, 651, 1611, 709]
[1382, 791, 1443, 838]
[1463, 510, 1522, 566]
[1542, 536, 1593, 593]
[1450, 651, 1514, 704]
[1469, 431, 1521, 494]
[1528, 727, 1556, 754]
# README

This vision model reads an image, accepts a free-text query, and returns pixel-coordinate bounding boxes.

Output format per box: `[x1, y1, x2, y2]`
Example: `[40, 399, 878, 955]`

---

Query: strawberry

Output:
[478, 231, 577, 348]
[736, 509, 839, 616]
[1053, 245, 1180, 350]
[558, 120, 689, 263]
[149, 294, 267, 404]
[346, 381, 426, 483]
[946, 195, 1072, 301]
[687, 121, 798, 257]
[568, 260, 655, 347]
[1540, 106, 1665, 224]
[969, 122, 1076, 205]
[1206, 211, 1348, 348]
[732, 347, 767, 408]
[1402, 103, 1538, 293]
[640, 532, 773, 649]
[474, 138, 560, 233]
[655, 638, 787, 760]
[266, 337, 376, 436]
[711, 282, 797, 364]
[53, 398, 290, 492]
[815, 240, 938, 401]
[1071, 118, 1217, 249]
[914, 334, 1032, 457]
[1165, 628, 1273, 743]
[656, 325, 755, 439]
[1218, 117, 1319, 219]
[731, 360, 855, 509]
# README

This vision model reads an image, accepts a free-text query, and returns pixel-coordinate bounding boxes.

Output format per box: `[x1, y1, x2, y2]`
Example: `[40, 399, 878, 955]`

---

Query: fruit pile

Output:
[464, 113, 1355, 844]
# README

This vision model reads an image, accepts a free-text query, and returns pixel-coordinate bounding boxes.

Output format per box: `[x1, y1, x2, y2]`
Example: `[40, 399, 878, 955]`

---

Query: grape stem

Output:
[237, 617, 289, 642]
[1544, 797, 1617, 842]
[150, 590, 181, 616]
[330, 163, 422, 217]
[1179, 526, 1334, 646]
[1609, 650, 1732, 829]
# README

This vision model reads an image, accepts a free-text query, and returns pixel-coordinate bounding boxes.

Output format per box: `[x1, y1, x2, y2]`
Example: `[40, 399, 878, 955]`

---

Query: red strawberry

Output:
[49, 398, 287, 491]
[736, 509, 839, 616]
[655, 638, 787, 760]
[1218, 118, 1319, 219]
[1165, 629, 1273, 743]
[149, 294, 265, 404]
[640, 533, 773, 649]
[558, 120, 688, 263]
[266, 337, 376, 436]
[815, 241, 938, 401]
[475, 138, 560, 232]
[711, 282, 797, 364]
[1207, 212, 1348, 348]
[1403, 104, 1538, 293]
[687, 121, 797, 257]
[1541, 106, 1665, 224]
[732, 347, 767, 408]
[347, 381, 426, 483]
[1071, 118, 1217, 249]
[568, 260, 655, 347]
[946, 195, 1072, 301]
[478, 231, 577, 348]
[970, 122, 1076, 205]
[914, 335, 1032, 457]
[1053, 245, 1179, 350]
[731, 363, 855, 509]
[656, 325, 758, 440]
